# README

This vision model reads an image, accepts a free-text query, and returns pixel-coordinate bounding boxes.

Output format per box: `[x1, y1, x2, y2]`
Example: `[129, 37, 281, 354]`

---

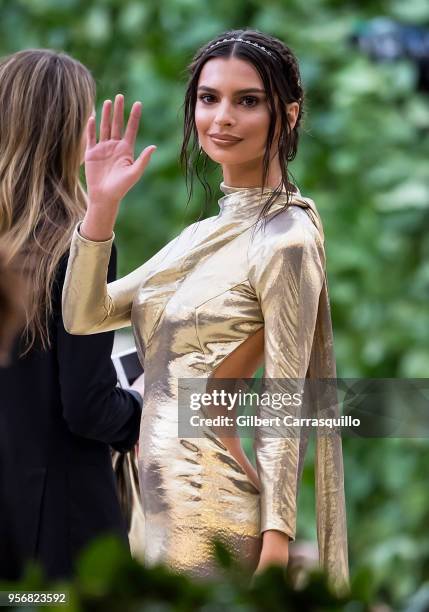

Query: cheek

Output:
[248, 110, 270, 140]
[194, 105, 211, 134]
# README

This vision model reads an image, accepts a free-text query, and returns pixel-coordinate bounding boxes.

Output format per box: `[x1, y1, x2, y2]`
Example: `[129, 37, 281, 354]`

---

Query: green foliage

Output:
[2, 0, 428, 377]
[1, 0, 428, 608]
[0, 535, 370, 611]
[1, 0, 427, 378]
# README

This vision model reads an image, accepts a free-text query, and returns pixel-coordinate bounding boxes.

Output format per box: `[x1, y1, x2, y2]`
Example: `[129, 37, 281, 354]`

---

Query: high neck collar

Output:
[217, 181, 302, 218]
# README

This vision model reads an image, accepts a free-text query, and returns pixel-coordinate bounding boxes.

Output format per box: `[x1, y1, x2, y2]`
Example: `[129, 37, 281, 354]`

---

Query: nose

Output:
[214, 99, 235, 127]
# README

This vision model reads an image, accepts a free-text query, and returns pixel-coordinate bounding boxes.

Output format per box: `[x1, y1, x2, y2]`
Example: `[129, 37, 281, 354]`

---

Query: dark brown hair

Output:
[180, 28, 305, 221]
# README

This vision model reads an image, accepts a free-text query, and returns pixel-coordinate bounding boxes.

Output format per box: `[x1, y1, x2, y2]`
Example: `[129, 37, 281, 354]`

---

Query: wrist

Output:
[81, 208, 117, 242]
[262, 529, 290, 546]
[259, 530, 289, 566]
[88, 197, 120, 212]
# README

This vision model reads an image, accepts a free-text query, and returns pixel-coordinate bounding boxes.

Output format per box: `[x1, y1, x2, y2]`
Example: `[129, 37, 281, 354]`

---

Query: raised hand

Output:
[81, 94, 156, 241]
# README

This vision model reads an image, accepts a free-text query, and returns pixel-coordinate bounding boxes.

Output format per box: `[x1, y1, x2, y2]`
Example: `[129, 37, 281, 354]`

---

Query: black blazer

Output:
[0, 244, 142, 580]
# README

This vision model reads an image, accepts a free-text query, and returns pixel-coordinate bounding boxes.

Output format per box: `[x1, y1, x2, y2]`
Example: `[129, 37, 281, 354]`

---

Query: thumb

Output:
[130, 145, 157, 181]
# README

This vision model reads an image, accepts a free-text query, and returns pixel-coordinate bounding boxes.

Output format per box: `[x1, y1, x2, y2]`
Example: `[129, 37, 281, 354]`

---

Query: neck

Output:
[221, 155, 285, 190]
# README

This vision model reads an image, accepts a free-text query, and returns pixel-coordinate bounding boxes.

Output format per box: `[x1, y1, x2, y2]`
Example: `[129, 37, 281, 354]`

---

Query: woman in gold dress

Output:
[62, 29, 349, 592]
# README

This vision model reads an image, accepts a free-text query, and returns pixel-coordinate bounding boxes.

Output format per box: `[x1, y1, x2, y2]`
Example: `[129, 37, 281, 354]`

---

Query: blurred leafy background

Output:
[1, 0, 428, 608]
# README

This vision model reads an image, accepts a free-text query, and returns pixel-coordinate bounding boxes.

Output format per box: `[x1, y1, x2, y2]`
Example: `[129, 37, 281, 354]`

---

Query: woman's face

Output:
[195, 56, 298, 169]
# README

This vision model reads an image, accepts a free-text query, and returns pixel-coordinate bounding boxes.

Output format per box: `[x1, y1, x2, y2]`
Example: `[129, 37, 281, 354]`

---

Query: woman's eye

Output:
[199, 94, 215, 103]
[241, 96, 258, 107]
[198, 94, 259, 107]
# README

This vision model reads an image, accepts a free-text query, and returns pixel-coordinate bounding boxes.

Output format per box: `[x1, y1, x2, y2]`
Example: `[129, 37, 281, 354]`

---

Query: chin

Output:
[202, 140, 262, 167]
[207, 153, 241, 165]
[203, 147, 244, 165]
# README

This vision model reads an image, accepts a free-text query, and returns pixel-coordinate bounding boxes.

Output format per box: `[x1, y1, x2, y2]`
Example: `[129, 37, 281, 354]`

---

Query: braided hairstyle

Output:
[180, 28, 305, 222]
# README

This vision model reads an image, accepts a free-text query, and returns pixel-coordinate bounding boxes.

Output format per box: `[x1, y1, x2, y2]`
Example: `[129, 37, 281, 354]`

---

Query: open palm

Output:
[85, 94, 156, 208]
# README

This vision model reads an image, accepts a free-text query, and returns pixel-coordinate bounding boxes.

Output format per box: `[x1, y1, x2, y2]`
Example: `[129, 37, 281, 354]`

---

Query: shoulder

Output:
[250, 201, 323, 260]
[184, 216, 214, 235]
[247, 200, 326, 291]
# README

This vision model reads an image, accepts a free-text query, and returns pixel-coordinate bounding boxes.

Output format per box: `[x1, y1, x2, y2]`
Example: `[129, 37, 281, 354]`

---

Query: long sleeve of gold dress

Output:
[62, 182, 349, 593]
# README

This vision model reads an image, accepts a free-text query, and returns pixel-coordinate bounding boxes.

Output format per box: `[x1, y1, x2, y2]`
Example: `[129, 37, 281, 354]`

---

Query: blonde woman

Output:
[63, 29, 349, 593]
[0, 49, 144, 580]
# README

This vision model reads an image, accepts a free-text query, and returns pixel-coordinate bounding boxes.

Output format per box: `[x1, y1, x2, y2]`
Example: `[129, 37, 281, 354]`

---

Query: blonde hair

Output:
[0, 49, 95, 352]
[0, 247, 24, 365]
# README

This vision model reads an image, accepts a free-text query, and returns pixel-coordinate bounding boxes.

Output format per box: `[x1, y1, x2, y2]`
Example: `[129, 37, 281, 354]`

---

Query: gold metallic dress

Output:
[62, 182, 349, 592]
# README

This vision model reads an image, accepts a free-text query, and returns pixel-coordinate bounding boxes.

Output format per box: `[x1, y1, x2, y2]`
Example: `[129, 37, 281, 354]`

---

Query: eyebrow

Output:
[197, 86, 266, 95]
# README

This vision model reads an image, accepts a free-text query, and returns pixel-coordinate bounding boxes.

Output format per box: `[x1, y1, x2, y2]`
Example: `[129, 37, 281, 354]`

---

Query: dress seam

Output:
[195, 277, 262, 374]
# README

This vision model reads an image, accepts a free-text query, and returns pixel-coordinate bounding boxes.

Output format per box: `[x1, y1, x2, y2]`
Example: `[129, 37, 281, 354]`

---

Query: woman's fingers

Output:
[111, 94, 124, 140]
[96, 97, 142, 146]
[86, 116, 96, 149]
[99, 99, 112, 141]
[129, 145, 157, 181]
[124, 101, 142, 148]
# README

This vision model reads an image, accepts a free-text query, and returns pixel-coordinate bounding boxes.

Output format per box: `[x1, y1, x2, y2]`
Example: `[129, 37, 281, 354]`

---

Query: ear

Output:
[286, 102, 300, 130]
